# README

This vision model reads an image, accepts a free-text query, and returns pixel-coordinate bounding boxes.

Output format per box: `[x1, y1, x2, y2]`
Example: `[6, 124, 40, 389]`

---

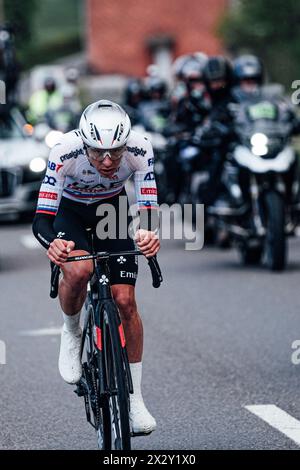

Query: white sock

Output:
[62, 310, 81, 333]
[130, 362, 143, 401]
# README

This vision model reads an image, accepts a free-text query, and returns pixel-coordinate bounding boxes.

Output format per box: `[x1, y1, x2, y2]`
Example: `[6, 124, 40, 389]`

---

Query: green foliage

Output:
[4, 0, 38, 53]
[3, 0, 83, 68]
[219, 0, 300, 88]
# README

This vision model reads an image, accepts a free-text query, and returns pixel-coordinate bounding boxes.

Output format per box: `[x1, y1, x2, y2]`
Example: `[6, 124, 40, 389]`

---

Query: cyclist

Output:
[32, 100, 160, 435]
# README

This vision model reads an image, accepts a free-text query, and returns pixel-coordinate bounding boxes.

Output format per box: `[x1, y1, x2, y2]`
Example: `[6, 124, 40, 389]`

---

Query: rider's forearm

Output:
[32, 212, 57, 249]
[138, 208, 159, 233]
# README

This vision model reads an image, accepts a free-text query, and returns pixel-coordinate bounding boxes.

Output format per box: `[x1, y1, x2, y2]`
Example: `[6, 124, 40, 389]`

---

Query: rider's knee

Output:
[113, 288, 137, 321]
[62, 261, 93, 289]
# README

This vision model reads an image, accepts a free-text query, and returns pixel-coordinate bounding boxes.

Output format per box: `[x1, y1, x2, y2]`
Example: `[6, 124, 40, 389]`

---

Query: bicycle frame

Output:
[83, 252, 134, 397]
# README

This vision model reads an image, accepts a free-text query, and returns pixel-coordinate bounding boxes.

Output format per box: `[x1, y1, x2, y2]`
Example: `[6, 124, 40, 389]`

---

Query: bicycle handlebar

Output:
[50, 251, 162, 299]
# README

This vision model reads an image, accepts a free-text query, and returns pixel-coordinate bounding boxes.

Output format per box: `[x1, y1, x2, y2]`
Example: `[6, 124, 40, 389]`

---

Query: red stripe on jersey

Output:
[36, 210, 56, 216]
[138, 206, 158, 210]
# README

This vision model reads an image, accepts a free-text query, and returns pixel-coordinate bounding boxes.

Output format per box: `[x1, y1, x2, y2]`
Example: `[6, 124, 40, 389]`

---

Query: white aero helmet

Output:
[79, 100, 131, 149]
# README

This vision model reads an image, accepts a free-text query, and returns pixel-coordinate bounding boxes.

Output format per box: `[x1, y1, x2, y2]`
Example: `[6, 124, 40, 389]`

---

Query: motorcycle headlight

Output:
[29, 157, 47, 173]
[250, 133, 268, 147]
[250, 133, 269, 156]
[45, 130, 63, 148]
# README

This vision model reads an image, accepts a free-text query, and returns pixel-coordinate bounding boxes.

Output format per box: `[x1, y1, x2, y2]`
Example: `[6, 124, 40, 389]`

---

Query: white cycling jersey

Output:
[36, 129, 158, 216]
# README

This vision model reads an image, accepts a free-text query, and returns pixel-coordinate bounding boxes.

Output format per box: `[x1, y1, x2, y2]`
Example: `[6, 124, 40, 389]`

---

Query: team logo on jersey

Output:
[141, 201, 151, 207]
[43, 176, 57, 186]
[60, 148, 84, 163]
[144, 172, 155, 181]
[39, 191, 58, 200]
[141, 187, 157, 195]
[67, 181, 123, 193]
[80, 179, 95, 184]
[126, 146, 147, 157]
[48, 161, 63, 172]
[56, 232, 65, 239]
[117, 256, 127, 264]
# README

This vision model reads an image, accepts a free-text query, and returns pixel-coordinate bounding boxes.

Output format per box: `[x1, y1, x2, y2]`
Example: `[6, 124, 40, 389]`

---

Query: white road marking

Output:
[19, 327, 62, 336]
[245, 404, 300, 446]
[20, 234, 41, 250]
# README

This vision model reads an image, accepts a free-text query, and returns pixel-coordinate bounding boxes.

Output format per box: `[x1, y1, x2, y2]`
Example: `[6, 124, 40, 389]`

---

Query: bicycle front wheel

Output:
[101, 303, 131, 450]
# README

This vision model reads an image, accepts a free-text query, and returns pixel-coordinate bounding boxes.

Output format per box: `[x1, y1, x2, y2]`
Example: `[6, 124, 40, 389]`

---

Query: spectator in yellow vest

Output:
[27, 77, 63, 124]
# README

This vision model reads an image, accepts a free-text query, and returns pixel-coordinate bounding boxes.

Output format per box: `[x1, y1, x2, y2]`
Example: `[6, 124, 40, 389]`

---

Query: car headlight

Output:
[250, 133, 269, 156]
[29, 157, 47, 173]
[45, 130, 63, 148]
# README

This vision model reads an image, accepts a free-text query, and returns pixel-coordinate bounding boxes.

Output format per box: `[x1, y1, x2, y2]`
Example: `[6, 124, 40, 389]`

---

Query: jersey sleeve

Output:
[132, 136, 158, 211]
[32, 134, 76, 249]
[35, 139, 71, 216]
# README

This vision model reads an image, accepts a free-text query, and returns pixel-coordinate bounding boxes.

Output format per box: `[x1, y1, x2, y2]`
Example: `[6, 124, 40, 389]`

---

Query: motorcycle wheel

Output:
[264, 191, 286, 271]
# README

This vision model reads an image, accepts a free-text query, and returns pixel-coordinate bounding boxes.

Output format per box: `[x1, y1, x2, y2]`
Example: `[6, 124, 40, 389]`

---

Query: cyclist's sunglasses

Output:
[86, 145, 126, 162]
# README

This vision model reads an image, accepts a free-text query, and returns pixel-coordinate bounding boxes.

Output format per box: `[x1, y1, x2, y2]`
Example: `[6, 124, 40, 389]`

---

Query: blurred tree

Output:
[219, 0, 300, 89]
[2, 0, 82, 68]
[3, 0, 38, 61]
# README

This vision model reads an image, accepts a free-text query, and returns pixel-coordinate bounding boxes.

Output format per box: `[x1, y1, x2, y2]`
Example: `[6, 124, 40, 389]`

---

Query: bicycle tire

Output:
[101, 302, 131, 450]
[83, 302, 112, 450]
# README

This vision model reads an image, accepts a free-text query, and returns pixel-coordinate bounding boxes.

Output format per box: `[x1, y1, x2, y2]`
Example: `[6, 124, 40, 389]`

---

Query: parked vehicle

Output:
[0, 107, 48, 220]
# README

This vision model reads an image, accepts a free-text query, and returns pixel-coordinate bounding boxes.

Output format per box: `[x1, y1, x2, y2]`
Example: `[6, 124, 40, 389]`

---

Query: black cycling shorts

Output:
[53, 190, 138, 286]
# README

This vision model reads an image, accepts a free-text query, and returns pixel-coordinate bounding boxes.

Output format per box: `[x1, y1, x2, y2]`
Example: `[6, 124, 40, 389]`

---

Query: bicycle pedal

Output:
[74, 379, 87, 397]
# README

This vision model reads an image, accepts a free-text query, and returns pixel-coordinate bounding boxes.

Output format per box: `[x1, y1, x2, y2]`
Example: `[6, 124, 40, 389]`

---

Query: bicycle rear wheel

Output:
[101, 302, 131, 450]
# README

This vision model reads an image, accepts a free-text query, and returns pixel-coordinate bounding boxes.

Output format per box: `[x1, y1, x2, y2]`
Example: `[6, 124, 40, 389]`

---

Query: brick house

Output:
[86, 0, 229, 79]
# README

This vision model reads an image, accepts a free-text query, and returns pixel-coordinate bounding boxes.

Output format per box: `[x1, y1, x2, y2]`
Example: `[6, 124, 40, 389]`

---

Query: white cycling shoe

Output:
[58, 325, 82, 384]
[130, 396, 157, 436]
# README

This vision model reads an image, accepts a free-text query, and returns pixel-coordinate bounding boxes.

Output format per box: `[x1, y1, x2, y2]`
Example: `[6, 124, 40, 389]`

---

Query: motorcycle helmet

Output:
[204, 56, 233, 101]
[124, 78, 144, 108]
[144, 76, 167, 101]
[233, 54, 264, 86]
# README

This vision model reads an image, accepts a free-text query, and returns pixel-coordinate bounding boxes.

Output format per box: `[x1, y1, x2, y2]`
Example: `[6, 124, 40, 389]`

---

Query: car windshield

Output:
[0, 115, 24, 139]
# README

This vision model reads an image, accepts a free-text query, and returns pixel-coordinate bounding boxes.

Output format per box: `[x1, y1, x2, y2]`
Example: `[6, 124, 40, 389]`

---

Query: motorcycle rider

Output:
[200, 56, 235, 207]
[165, 54, 209, 203]
[172, 54, 210, 130]
[123, 78, 145, 126]
[170, 52, 208, 111]
[138, 75, 170, 133]
[232, 54, 265, 102]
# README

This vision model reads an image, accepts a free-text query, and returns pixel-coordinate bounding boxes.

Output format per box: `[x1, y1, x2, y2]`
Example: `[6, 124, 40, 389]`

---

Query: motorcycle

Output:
[208, 98, 300, 271]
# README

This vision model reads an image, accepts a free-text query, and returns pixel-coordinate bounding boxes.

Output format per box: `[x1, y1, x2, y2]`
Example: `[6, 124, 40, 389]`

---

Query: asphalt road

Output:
[1, 219, 300, 450]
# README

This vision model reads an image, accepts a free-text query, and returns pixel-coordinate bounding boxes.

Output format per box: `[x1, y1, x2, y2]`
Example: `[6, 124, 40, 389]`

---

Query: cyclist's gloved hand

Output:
[47, 239, 75, 266]
[135, 229, 160, 258]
